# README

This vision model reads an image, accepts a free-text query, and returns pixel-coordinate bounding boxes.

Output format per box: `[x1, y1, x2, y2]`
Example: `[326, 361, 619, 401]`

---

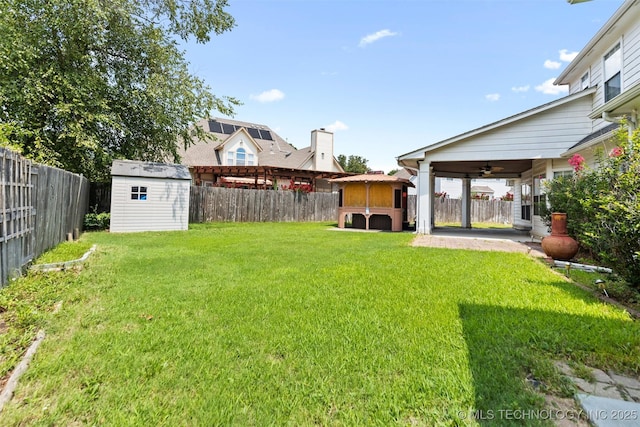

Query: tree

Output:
[387, 168, 399, 176]
[337, 154, 371, 174]
[0, 0, 239, 181]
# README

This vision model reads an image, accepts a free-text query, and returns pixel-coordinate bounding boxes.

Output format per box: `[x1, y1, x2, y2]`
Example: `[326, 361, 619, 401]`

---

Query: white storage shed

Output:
[110, 160, 191, 233]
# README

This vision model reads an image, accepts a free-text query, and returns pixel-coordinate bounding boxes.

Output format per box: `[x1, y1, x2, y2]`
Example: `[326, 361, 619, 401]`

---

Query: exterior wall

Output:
[625, 22, 640, 90]
[220, 131, 260, 166]
[570, 14, 640, 113]
[425, 99, 594, 162]
[110, 176, 190, 232]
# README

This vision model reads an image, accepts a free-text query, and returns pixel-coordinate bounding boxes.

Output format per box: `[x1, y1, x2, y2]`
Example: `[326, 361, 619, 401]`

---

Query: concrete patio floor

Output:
[412, 226, 546, 257]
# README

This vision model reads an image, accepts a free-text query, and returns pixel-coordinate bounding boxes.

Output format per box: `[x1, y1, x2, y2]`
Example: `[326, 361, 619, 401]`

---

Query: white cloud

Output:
[535, 78, 568, 95]
[511, 85, 530, 93]
[485, 93, 500, 102]
[359, 29, 398, 47]
[544, 59, 561, 70]
[559, 49, 578, 62]
[325, 120, 349, 132]
[250, 89, 285, 103]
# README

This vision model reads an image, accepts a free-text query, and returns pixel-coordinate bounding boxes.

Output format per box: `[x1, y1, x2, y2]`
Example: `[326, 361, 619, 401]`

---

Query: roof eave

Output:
[556, 0, 639, 85]
[397, 88, 595, 161]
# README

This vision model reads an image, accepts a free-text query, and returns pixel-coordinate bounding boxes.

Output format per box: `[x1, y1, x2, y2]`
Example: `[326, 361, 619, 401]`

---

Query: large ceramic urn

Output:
[541, 212, 579, 261]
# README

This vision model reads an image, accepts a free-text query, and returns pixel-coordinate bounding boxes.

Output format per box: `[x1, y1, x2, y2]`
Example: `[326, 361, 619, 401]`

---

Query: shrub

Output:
[84, 212, 110, 231]
[543, 122, 640, 288]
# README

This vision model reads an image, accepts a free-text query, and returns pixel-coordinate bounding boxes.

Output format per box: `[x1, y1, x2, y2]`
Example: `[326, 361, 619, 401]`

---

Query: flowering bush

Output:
[568, 153, 585, 172]
[544, 122, 640, 287]
[609, 146, 624, 157]
[284, 179, 313, 193]
[434, 191, 447, 199]
[500, 192, 514, 201]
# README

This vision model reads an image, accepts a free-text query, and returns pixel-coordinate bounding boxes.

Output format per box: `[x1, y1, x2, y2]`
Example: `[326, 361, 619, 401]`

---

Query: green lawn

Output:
[1, 222, 639, 426]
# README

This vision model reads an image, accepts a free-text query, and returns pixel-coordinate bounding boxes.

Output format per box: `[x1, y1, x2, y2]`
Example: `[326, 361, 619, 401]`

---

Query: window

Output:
[521, 183, 531, 221]
[554, 170, 573, 179]
[131, 186, 147, 201]
[236, 148, 246, 166]
[581, 72, 589, 90]
[227, 148, 255, 166]
[533, 174, 546, 216]
[604, 43, 621, 102]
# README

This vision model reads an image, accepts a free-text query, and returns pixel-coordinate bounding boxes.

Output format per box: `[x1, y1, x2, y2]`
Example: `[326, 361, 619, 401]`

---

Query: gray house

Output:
[110, 160, 191, 233]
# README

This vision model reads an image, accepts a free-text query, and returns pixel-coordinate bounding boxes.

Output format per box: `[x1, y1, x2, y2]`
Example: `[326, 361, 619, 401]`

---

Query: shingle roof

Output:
[179, 118, 302, 168]
[568, 122, 619, 150]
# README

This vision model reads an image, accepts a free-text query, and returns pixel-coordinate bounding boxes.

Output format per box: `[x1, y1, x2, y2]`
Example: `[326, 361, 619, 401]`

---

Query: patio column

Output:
[461, 177, 471, 229]
[417, 162, 432, 234]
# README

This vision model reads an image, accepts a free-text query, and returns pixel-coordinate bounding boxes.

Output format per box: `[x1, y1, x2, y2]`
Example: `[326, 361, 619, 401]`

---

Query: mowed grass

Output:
[1, 222, 639, 426]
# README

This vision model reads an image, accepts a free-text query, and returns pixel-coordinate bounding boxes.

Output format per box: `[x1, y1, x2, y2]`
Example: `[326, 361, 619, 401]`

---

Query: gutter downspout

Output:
[602, 110, 637, 153]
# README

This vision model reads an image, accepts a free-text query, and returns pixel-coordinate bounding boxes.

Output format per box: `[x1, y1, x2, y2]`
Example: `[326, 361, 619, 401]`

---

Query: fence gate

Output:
[0, 148, 34, 285]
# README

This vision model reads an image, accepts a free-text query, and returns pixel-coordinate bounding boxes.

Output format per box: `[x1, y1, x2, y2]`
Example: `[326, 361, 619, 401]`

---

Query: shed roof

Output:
[111, 160, 191, 180]
[471, 185, 494, 194]
[330, 174, 414, 187]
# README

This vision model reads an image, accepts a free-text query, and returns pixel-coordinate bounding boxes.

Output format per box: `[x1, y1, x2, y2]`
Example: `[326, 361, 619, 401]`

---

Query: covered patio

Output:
[397, 89, 597, 237]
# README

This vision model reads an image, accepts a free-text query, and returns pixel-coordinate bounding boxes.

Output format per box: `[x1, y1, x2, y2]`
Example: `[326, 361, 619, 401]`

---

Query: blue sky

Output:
[181, 0, 624, 173]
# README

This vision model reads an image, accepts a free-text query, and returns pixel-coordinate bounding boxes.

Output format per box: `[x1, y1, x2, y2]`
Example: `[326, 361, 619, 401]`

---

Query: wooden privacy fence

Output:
[190, 186, 338, 223]
[407, 196, 513, 224]
[1, 148, 89, 286]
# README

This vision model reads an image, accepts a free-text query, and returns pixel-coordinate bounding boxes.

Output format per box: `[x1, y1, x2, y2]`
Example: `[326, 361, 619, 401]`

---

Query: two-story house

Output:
[397, 0, 640, 237]
[179, 117, 347, 192]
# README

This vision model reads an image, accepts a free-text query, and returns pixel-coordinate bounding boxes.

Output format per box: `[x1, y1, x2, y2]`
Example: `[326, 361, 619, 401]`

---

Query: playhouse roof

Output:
[330, 174, 414, 187]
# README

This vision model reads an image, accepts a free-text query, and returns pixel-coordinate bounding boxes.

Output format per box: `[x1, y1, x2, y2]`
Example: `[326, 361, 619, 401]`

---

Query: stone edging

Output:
[30, 244, 97, 272]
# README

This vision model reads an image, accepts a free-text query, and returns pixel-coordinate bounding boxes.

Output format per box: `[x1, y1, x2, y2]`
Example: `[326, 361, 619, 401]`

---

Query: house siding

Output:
[110, 176, 190, 232]
[426, 100, 593, 162]
[624, 23, 640, 90]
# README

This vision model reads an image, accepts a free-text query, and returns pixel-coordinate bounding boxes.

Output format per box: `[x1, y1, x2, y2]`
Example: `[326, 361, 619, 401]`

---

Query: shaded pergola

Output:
[191, 165, 352, 191]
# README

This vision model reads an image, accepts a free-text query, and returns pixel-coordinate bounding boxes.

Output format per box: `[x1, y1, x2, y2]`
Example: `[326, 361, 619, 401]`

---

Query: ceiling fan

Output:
[479, 162, 504, 176]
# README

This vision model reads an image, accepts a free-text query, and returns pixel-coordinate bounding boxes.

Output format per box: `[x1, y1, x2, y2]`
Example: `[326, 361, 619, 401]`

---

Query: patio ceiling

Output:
[431, 159, 533, 179]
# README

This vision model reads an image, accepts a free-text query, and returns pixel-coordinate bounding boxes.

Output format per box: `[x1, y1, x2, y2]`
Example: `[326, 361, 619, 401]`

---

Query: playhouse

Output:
[330, 174, 413, 232]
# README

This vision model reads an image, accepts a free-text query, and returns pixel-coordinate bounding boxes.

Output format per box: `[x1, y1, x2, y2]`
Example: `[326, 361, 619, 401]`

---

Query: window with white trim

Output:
[554, 170, 573, 179]
[521, 183, 531, 221]
[131, 186, 148, 201]
[236, 148, 246, 166]
[227, 148, 255, 166]
[581, 72, 589, 90]
[604, 43, 621, 102]
[533, 174, 546, 216]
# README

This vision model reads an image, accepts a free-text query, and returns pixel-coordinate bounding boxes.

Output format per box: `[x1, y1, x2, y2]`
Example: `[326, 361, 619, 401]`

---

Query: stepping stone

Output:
[592, 369, 615, 385]
[610, 373, 640, 391]
[576, 394, 640, 427]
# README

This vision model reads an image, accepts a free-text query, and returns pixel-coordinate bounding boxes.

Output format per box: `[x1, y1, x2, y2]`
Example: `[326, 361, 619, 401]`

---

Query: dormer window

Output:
[236, 148, 246, 166]
[604, 43, 621, 102]
[226, 147, 255, 166]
